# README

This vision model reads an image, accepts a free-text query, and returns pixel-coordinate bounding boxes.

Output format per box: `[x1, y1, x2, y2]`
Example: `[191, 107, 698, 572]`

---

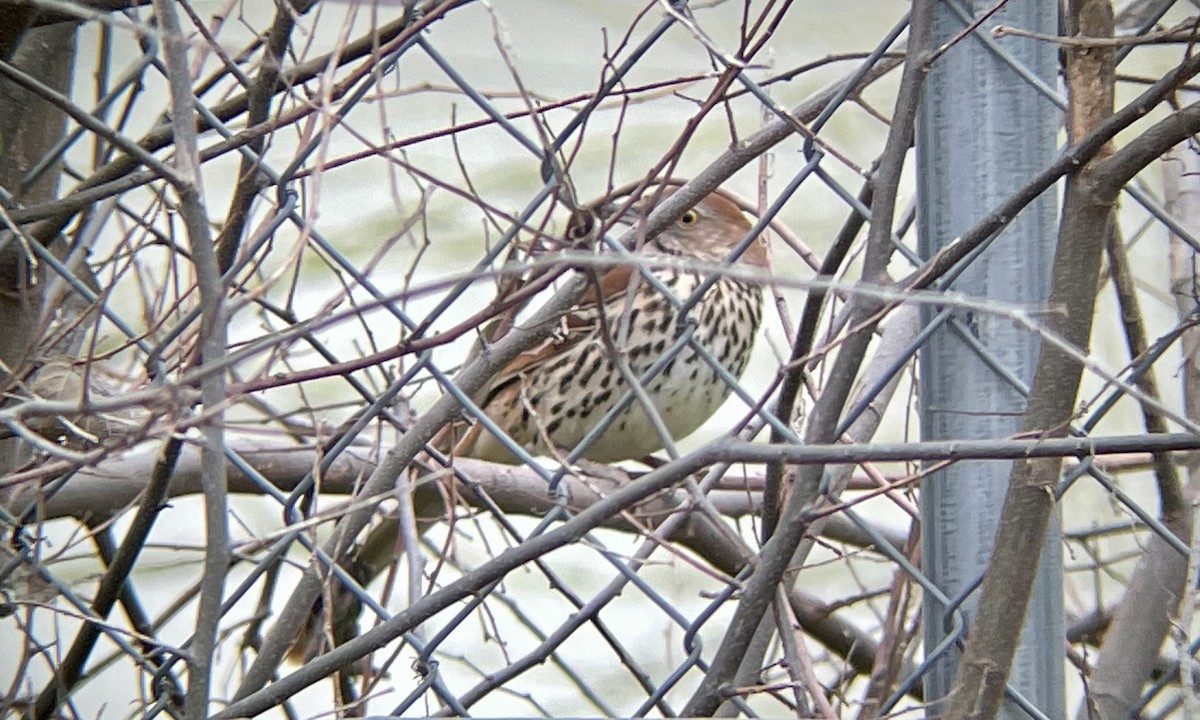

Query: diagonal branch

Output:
[682, 3, 935, 713]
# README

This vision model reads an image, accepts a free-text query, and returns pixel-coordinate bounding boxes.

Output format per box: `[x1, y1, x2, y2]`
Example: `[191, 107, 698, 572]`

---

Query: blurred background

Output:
[1, 1, 1199, 718]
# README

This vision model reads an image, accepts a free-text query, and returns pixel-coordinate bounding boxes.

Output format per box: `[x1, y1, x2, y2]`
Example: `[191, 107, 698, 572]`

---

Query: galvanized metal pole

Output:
[916, 1, 1063, 718]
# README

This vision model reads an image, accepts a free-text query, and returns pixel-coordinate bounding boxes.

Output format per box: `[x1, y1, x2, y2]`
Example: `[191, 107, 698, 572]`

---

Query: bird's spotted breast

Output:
[480, 270, 761, 463]
[458, 191, 766, 465]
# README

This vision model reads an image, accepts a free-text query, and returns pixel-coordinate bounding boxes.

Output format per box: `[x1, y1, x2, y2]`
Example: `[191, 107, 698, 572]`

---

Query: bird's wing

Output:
[480, 262, 634, 400]
[440, 263, 636, 458]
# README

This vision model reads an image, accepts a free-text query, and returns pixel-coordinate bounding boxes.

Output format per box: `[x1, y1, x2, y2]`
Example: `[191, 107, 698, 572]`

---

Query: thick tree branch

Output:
[1080, 225, 1191, 720]
[944, 3, 1115, 717]
[152, 1, 228, 714]
[682, 5, 929, 712]
[945, 14, 1200, 720]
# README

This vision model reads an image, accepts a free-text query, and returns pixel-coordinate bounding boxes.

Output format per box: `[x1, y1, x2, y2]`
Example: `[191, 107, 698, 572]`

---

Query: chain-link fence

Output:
[3, 0, 1200, 718]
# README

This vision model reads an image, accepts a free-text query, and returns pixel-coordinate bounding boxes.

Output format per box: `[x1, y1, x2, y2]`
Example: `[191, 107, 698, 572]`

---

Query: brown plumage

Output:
[453, 188, 766, 463]
[288, 189, 766, 665]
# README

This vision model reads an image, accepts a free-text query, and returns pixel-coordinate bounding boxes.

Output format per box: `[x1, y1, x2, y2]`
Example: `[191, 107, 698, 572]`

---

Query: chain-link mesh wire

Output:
[2, 0, 1200, 718]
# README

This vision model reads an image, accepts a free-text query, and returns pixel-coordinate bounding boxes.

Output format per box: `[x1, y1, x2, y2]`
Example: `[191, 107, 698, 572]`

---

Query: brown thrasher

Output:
[451, 187, 766, 463]
[288, 187, 766, 663]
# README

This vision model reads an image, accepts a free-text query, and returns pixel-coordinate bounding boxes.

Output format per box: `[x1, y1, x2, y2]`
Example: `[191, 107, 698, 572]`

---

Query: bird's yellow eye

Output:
[680, 210, 698, 225]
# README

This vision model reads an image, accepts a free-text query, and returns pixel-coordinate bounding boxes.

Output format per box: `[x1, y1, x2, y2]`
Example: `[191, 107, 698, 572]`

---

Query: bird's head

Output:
[597, 187, 768, 268]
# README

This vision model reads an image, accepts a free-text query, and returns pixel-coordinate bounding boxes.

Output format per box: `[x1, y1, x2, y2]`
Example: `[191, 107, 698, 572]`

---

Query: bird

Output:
[287, 187, 766, 664]
[449, 186, 767, 464]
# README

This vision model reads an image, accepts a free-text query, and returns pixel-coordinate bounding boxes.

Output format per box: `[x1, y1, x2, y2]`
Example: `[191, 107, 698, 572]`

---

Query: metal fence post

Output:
[916, 2, 1063, 718]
